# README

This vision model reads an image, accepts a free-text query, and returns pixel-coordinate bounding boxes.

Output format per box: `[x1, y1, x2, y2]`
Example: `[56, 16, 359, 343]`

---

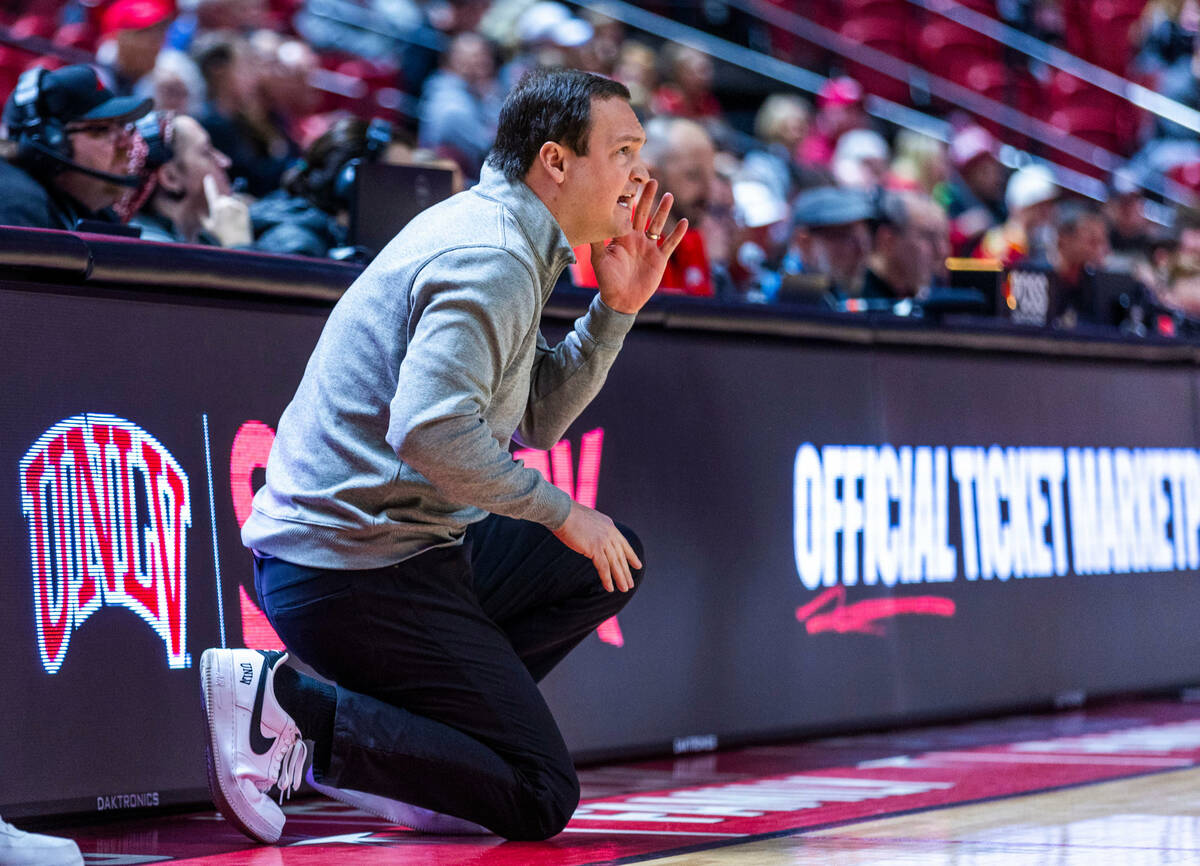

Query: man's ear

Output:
[157, 161, 185, 197]
[537, 141, 568, 184]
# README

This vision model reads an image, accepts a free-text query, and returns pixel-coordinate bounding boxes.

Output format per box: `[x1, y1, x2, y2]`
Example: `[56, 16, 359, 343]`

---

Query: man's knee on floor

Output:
[499, 765, 580, 841]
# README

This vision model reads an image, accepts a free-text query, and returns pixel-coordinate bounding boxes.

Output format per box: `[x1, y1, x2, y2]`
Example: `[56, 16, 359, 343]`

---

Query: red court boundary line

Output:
[603, 763, 1200, 865]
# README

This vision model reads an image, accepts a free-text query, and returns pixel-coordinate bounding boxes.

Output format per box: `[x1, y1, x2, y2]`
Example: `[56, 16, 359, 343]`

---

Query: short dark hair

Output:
[191, 30, 243, 91]
[1055, 200, 1104, 236]
[486, 68, 630, 181]
[282, 116, 413, 212]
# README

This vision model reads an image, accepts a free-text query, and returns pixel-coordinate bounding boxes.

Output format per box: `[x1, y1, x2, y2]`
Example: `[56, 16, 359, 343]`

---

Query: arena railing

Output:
[902, 0, 1200, 136]
[577, 0, 1194, 211]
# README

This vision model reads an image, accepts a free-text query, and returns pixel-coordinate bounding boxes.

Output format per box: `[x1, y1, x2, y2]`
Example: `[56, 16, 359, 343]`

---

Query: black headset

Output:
[10, 68, 71, 175]
[330, 117, 394, 211]
[9, 67, 143, 187]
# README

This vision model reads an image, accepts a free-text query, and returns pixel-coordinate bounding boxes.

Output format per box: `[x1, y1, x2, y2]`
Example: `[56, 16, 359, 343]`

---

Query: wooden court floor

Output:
[646, 768, 1200, 864]
[37, 697, 1200, 864]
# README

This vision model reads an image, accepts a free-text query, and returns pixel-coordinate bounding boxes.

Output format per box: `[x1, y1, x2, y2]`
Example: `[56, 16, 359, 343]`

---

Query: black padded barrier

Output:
[3, 228, 1200, 819]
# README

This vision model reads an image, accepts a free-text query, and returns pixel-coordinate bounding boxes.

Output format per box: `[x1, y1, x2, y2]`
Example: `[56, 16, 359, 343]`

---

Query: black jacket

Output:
[0, 158, 115, 231]
[250, 190, 345, 258]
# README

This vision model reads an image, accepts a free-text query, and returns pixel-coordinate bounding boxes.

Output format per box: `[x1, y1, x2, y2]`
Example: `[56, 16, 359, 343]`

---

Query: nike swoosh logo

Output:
[249, 653, 280, 756]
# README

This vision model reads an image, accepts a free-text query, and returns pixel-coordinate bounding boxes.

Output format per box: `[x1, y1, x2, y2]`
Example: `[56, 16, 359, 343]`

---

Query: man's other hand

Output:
[552, 500, 641, 592]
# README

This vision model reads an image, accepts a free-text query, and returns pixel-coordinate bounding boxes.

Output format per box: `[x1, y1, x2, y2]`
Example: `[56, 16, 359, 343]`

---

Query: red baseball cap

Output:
[818, 76, 863, 108]
[101, 0, 173, 37]
[949, 124, 998, 170]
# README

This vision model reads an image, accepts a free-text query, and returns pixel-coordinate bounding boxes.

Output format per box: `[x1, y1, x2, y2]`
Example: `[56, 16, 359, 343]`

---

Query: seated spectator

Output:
[1161, 250, 1200, 318]
[135, 48, 207, 116]
[96, 0, 173, 96]
[1046, 201, 1114, 329]
[741, 93, 815, 201]
[702, 157, 739, 299]
[418, 31, 502, 184]
[612, 40, 658, 115]
[652, 43, 722, 121]
[192, 30, 299, 197]
[496, 2, 595, 92]
[642, 115, 717, 296]
[832, 128, 890, 190]
[728, 177, 789, 300]
[0, 64, 152, 230]
[129, 113, 251, 246]
[1104, 170, 1155, 270]
[799, 76, 869, 169]
[250, 117, 417, 258]
[582, 6, 626, 75]
[784, 185, 875, 304]
[888, 130, 949, 196]
[862, 191, 950, 302]
[976, 164, 1059, 268]
[938, 124, 1007, 255]
[250, 30, 321, 147]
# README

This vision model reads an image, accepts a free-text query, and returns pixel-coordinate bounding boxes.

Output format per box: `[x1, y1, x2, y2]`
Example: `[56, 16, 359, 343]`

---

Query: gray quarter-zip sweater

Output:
[241, 164, 636, 569]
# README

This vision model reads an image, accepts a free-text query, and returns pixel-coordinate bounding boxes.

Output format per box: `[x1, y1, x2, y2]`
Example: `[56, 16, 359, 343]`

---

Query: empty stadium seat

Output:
[839, 15, 915, 104]
[52, 22, 95, 53]
[917, 18, 1000, 77]
[1050, 104, 1122, 148]
[1086, 0, 1141, 72]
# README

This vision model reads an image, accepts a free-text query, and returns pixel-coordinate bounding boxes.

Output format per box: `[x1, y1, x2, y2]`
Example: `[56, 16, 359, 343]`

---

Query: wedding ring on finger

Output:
[645, 231, 662, 241]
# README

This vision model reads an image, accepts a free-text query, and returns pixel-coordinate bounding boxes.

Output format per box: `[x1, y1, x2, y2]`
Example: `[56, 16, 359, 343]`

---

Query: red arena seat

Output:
[840, 15, 915, 105]
[9, 14, 55, 40]
[917, 18, 1000, 75]
[1050, 103, 1123, 156]
[1091, 8, 1141, 73]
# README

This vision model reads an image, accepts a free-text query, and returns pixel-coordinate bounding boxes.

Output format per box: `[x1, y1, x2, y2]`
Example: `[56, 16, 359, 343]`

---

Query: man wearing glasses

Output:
[0, 64, 152, 231]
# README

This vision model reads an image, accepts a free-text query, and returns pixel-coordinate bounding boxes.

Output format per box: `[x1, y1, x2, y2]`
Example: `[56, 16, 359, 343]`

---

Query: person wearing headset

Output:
[0, 64, 153, 231]
[249, 116, 416, 259]
[129, 112, 252, 247]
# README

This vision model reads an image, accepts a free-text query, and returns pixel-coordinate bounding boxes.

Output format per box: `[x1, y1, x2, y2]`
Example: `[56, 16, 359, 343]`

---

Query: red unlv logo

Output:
[19, 414, 191, 674]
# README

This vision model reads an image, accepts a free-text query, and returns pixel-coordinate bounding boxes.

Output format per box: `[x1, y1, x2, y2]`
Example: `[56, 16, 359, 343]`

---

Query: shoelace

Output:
[276, 737, 308, 805]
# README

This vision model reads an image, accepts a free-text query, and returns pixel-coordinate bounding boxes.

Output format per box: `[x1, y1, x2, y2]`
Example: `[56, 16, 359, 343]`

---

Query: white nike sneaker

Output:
[304, 767, 490, 835]
[0, 817, 82, 866]
[201, 649, 307, 843]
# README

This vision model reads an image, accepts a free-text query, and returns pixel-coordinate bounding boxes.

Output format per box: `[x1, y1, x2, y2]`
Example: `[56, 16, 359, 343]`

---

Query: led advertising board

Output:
[3, 283, 1200, 819]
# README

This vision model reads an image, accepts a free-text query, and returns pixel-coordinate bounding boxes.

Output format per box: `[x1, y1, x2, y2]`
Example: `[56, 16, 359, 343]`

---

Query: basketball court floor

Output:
[51, 697, 1200, 864]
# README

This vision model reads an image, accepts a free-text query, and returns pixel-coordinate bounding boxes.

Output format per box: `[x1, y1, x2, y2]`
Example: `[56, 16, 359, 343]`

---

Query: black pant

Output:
[253, 514, 643, 841]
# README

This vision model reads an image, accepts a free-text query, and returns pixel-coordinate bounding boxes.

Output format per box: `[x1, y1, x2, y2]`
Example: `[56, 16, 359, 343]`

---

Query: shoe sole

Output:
[307, 776, 401, 824]
[307, 769, 490, 835]
[200, 649, 282, 844]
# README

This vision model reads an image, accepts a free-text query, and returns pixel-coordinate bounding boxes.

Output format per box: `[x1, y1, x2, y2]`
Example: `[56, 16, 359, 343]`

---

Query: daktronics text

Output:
[19, 414, 191, 674]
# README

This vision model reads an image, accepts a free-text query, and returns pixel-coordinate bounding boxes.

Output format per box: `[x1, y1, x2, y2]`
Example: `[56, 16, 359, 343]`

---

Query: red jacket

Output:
[569, 230, 713, 297]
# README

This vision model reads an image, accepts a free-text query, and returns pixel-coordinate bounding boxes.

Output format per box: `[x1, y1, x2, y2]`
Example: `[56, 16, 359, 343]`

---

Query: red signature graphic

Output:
[795, 586, 956, 636]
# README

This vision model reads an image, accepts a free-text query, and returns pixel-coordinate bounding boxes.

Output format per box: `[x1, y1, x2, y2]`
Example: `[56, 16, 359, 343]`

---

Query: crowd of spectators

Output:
[2, 0, 1200, 336]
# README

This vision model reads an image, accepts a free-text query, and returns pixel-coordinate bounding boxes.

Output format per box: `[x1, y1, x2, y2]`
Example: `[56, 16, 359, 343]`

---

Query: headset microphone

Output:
[22, 138, 146, 187]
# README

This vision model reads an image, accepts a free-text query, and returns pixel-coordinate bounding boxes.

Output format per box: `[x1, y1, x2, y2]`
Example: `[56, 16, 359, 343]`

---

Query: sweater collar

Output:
[474, 163, 576, 274]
